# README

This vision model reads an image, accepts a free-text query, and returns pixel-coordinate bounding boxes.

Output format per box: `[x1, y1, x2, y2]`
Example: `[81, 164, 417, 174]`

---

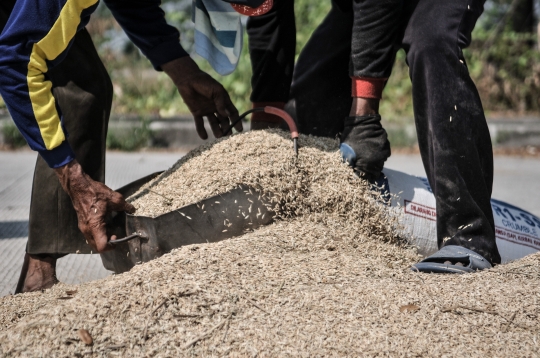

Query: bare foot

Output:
[15, 254, 59, 293]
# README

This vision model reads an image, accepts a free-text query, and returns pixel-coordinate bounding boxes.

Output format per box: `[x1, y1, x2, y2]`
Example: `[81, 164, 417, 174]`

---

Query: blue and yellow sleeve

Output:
[104, 0, 189, 70]
[0, 0, 99, 168]
[0, 0, 188, 168]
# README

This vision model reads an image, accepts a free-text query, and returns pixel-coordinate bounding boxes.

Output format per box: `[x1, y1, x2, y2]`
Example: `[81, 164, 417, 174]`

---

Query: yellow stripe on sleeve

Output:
[27, 0, 98, 150]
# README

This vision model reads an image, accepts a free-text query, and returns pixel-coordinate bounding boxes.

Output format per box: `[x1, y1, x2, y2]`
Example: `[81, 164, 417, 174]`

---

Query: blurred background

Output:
[1, 0, 540, 153]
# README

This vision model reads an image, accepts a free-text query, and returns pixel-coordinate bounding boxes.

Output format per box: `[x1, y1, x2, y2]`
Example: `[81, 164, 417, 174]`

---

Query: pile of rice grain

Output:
[129, 129, 399, 244]
[1, 216, 539, 357]
[1, 130, 539, 356]
[129, 129, 338, 217]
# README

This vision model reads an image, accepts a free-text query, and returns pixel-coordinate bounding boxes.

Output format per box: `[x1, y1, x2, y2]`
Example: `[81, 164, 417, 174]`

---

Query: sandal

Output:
[411, 245, 492, 274]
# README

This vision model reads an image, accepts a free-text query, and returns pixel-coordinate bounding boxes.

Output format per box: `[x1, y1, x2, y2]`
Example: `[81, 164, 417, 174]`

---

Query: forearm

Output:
[103, 0, 189, 70]
[161, 57, 202, 86]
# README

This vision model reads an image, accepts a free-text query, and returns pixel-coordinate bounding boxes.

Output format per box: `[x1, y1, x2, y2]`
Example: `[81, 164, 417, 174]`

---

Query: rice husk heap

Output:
[1, 130, 539, 357]
[128, 129, 394, 233]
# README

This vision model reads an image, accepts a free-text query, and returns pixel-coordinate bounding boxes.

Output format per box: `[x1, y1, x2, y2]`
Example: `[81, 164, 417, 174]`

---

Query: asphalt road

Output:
[385, 154, 540, 217]
[0, 150, 538, 296]
[0, 151, 182, 296]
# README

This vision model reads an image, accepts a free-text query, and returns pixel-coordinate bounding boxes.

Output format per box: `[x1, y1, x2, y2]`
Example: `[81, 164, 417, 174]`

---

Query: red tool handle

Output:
[263, 106, 299, 139]
[224, 106, 299, 154]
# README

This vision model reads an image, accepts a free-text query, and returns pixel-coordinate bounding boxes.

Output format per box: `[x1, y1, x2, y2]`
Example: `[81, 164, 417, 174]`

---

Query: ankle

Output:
[22, 254, 59, 293]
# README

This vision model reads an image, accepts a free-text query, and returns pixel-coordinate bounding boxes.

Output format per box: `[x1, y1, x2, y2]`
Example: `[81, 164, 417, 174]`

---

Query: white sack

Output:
[384, 168, 540, 263]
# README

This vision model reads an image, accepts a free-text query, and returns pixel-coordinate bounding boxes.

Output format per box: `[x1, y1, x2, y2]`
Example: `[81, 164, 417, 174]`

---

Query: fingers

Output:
[214, 90, 235, 119]
[184, 81, 240, 138]
[214, 91, 241, 133]
[125, 202, 135, 214]
[228, 103, 242, 133]
[81, 217, 112, 253]
[207, 114, 222, 138]
[194, 115, 208, 140]
[93, 223, 110, 253]
[217, 113, 230, 136]
[108, 191, 135, 214]
[65, 169, 128, 253]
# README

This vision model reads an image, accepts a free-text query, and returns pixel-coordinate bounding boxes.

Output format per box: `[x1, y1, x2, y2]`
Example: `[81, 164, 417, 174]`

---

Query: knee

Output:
[405, 29, 458, 70]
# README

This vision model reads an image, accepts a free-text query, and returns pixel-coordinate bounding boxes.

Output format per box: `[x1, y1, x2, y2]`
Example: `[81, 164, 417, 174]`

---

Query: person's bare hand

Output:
[54, 160, 135, 253]
[162, 56, 242, 139]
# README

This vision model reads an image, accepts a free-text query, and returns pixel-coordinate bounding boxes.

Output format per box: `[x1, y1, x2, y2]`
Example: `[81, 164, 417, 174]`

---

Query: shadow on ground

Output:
[0, 220, 28, 239]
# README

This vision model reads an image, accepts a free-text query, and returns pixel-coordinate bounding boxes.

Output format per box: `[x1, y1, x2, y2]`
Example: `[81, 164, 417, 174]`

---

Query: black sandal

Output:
[411, 245, 492, 274]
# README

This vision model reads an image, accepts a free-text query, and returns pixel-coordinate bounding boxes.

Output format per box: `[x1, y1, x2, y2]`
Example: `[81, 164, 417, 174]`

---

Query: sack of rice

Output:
[384, 168, 540, 263]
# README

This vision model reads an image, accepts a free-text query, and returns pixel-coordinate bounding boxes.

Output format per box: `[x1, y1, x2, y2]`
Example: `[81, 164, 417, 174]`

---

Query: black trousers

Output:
[247, 1, 353, 136]
[1, 2, 112, 255]
[246, 0, 296, 103]
[248, 0, 501, 264]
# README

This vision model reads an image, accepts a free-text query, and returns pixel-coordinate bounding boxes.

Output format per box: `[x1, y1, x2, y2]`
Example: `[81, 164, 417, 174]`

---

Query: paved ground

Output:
[0, 151, 182, 296]
[1, 150, 538, 296]
[385, 154, 540, 217]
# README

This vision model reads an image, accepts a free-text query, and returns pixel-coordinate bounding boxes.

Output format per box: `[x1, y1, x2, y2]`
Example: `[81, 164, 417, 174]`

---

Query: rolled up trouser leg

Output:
[27, 28, 113, 255]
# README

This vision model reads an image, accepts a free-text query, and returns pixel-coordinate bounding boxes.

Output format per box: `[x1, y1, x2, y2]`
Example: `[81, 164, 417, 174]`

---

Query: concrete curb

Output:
[372, 118, 540, 148]
[488, 117, 540, 147]
[2, 115, 539, 149]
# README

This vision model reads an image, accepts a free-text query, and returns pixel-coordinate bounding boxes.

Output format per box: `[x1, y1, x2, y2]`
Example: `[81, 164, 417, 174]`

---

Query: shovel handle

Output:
[108, 232, 148, 245]
[224, 107, 299, 155]
[262, 106, 299, 139]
